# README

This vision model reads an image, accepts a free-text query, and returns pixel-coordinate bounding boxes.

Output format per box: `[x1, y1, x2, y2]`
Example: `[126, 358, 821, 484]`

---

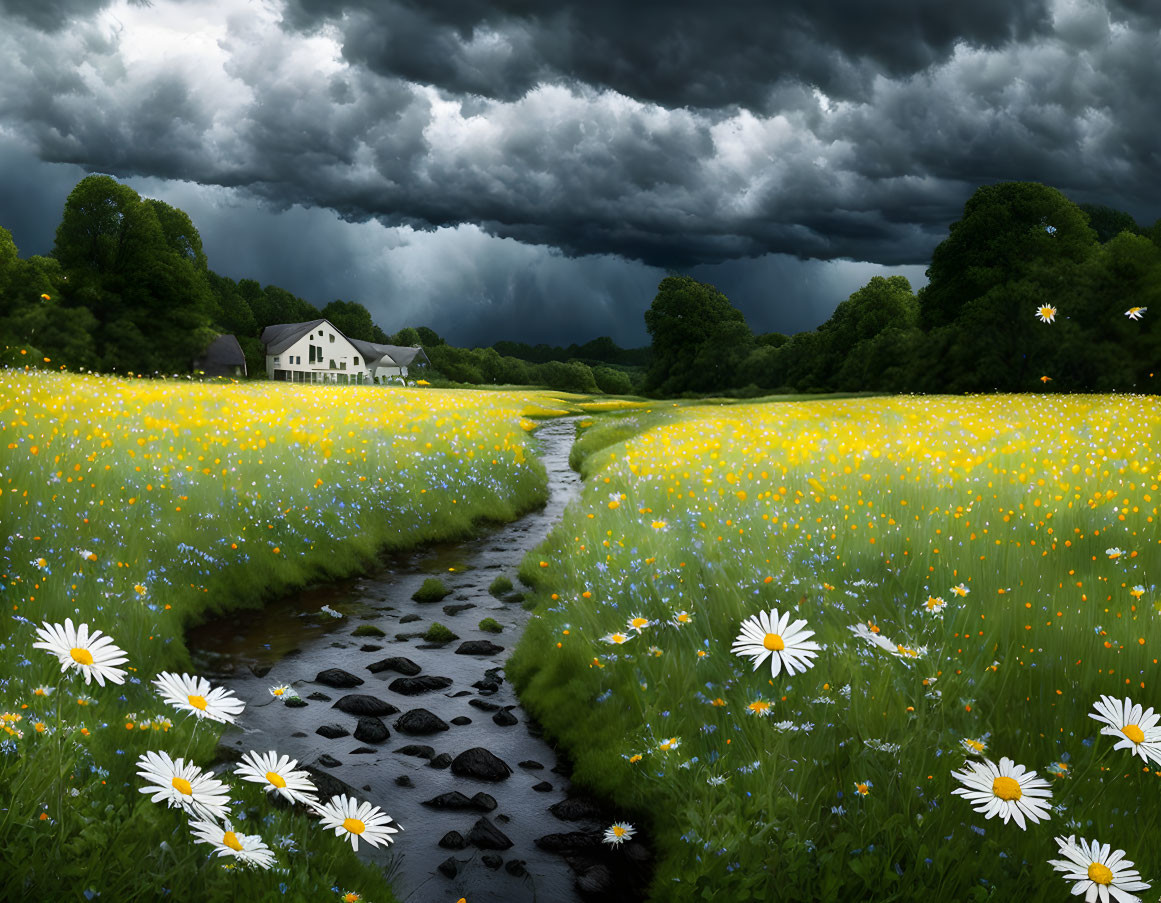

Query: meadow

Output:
[0, 367, 582, 901]
[509, 393, 1161, 901]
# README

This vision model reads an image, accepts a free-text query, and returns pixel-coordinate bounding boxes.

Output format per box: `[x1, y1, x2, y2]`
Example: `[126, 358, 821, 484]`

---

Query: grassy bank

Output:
[509, 393, 1161, 901]
[0, 369, 578, 901]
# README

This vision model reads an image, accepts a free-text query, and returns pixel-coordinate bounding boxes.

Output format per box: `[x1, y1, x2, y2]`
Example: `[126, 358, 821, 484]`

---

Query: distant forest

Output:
[1, 175, 1158, 396]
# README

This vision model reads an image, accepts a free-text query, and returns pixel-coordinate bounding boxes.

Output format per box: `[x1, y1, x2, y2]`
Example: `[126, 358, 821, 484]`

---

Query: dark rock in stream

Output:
[350, 746, 378, 755]
[534, 831, 604, 854]
[437, 857, 459, 878]
[450, 716, 472, 726]
[359, 644, 383, 652]
[389, 675, 453, 695]
[481, 853, 504, 870]
[468, 817, 513, 850]
[399, 613, 421, 624]
[575, 862, 615, 895]
[533, 781, 553, 792]
[471, 792, 498, 811]
[423, 791, 498, 812]
[472, 679, 500, 693]
[248, 663, 272, 678]
[395, 744, 435, 759]
[469, 699, 500, 712]
[519, 760, 544, 770]
[315, 754, 343, 769]
[455, 640, 505, 656]
[291, 731, 307, 738]
[307, 692, 332, 701]
[428, 753, 453, 769]
[367, 656, 421, 676]
[439, 830, 467, 850]
[332, 694, 399, 717]
[302, 764, 354, 798]
[284, 697, 308, 708]
[394, 775, 413, 788]
[442, 603, 475, 615]
[505, 859, 528, 877]
[492, 709, 519, 727]
[550, 797, 603, 821]
[394, 708, 450, 735]
[354, 716, 390, 743]
[315, 668, 364, 688]
[450, 747, 512, 782]
[315, 723, 349, 740]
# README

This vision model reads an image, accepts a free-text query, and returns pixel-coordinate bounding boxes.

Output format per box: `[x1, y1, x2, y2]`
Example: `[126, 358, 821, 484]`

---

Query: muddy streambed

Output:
[188, 417, 651, 903]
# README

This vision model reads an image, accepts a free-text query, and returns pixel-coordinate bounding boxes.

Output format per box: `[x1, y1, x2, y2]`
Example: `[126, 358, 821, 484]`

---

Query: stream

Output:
[188, 417, 650, 902]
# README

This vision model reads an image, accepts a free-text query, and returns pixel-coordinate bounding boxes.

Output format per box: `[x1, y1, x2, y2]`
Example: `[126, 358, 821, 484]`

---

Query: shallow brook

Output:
[189, 417, 650, 902]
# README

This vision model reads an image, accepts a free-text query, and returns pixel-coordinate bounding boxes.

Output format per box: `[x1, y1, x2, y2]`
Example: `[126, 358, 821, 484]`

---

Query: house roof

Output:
[195, 334, 247, 374]
[380, 345, 431, 367]
[260, 319, 332, 355]
[348, 338, 398, 367]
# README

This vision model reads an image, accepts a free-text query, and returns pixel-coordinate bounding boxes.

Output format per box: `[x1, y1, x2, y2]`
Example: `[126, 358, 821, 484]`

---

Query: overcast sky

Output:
[1, 0, 1158, 347]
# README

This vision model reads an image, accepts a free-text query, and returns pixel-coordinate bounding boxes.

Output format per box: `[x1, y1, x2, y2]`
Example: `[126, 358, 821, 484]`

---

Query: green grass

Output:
[0, 369, 560, 900]
[509, 393, 1161, 902]
[422, 622, 458, 643]
[477, 618, 503, 634]
[411, 578, 451, 603]
[488, 575, 513, 596]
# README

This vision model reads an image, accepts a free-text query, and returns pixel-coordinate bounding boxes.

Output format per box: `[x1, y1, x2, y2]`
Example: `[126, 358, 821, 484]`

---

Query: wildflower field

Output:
[0, 368, 572, 901]
[510, 394, 1161, 901]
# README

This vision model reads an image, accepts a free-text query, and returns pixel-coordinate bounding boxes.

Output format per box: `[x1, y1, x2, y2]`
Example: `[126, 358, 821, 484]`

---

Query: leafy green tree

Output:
[592, 365, 633, 395]
[321, 299, 382, 342]
[415, 326, 444, 346]
[1077, 203, 1141, 244]
[918, 182, 1098, 332]
[643, 276, 753, 395]
[391, 327, 421, 346]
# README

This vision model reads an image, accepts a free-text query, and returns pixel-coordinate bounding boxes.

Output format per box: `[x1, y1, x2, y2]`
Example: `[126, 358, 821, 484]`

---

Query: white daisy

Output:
[1125, 307, 1147, 321]
[153, 672, 245, 724]
[268, 685, 295, 698]
[32, 619, 128, 687]
[670, 610, 693, 627]
[189, 818, 276, 869]
[313, 794, 399, 851]
[923, 595, 947, 615]
[602, 822, 635, 846]
[235, 750, 318, 806]
[731, 608, 820, 678]
[1037, 305, 1058, 323]
[136, 750, 231, 821]
[847, 622, 897, 654]
[1088, 696, 1161, 765]
[1048, 835, 1151, 903]
[950, 756, 1052, 830]
[602, 632, 633, 645]
[626, 615, 652, 633]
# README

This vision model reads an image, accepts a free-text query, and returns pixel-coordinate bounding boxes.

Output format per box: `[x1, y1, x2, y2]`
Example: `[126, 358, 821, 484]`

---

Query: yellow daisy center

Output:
[1087, 862, 1114, 886]
[763, 633, 785, 651]
[266, 771, 287, 788]
[613, 826, 627, 837]
[222, 831, 243, 852]
[171, 776, 193, 796]
[187, 694, 208, 711]
[1121, 724, 1145, 745]
[342, 817, 366, 835]
[991, 776, 1022, 801]
[272, 687, 285, 696]
[69, 647, 94, 666]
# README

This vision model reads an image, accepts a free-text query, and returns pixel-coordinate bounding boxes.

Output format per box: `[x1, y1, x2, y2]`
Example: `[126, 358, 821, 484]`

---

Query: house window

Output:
[329, 334, 335, 343]
[353, 356, 360, 366]
[273, 356, 280, 364]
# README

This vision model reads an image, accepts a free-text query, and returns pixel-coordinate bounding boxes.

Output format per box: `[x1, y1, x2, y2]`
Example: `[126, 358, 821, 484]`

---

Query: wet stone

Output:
[505, 859, 528, 877]
[449, 690, 472, 698]
[481, 853, 503, 870]
[389, 676, 453, 695]
[469, 699, 500, 712]
[353, 716, 390, 744]
[367, 656, 421, 676]
[395, 744, 435, 759]
[284, 697, 308, 708]
[315, 668, 363, 688]
[249, 663, 272, 678]
[315, 723, 349, 740]
[534, 830, 603, 854]
[394, 709, 450, 735]
[422, 791, 474, 810]
[359, 644, 383, 652]
[450, 747, 512, 782]
[450, 716, 472, 726]
[467, 816, 513, 850]
[291, 731, 307, 738]
[471, 792, 498, 812]
[439, 830, 467, 850]
[399, 614, 421, 624]
[394, 775, 414, 788]
[550, 797, 603, 822]
[306, 692, 332, 702]
[472, 679, 500, 693]
[437, 857, 459, 879]
[455, 640, 505, 656]
[576, 863, 615, 895]
[492, 709, 519, 727]
[519, 760, 544, 770]
[532, 781, 553, 792]
[315, 754, 343, 769]
[349, 746, 377, 755]
[303, 764, 352, 796]
[428, 753, 453, 769]
[332, 695, 399, 717]
[442, 603, 475, 616]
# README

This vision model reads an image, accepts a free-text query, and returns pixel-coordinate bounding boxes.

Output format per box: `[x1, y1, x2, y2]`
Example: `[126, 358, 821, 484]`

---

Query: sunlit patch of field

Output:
[511, 393, 1161, 902]
[0, 369, 577, 900]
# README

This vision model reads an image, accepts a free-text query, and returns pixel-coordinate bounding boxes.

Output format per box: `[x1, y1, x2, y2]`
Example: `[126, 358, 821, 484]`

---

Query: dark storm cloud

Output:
[0, 0, 1158, 316]
[282, 0, 1056, 109]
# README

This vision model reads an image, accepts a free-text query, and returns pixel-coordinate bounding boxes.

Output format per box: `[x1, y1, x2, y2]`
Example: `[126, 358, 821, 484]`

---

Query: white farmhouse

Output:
[260, 319, 369, 384]
[348, 339, 432, 384]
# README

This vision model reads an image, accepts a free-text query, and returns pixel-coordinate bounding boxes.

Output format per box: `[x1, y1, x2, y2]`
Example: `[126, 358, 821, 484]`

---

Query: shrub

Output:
[477, 618, 503, 634]
[412, 577, 451, 603]
[423, 622, 458, 643]
[352, 624, 386, 637]
[489, 575, 514, 596]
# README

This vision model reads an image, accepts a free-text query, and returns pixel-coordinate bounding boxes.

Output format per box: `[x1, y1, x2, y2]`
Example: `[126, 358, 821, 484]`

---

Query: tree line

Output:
[644, 183, 1161, 396]
[2, 176, 1158, 396]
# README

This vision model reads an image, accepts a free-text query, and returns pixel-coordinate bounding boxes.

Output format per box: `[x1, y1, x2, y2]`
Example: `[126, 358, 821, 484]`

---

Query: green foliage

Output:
[488, 574, 514, 596]
[643, 276, 754, 395]
[351, 624, 386, 637]
[592, 365, 634, 395]
[423, 622, 459, 642]
[412, 577, 451, 603]
[1077, 202, 1141, 243]
[321, 299, 387, 342]
[477, 617, 503, 633]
